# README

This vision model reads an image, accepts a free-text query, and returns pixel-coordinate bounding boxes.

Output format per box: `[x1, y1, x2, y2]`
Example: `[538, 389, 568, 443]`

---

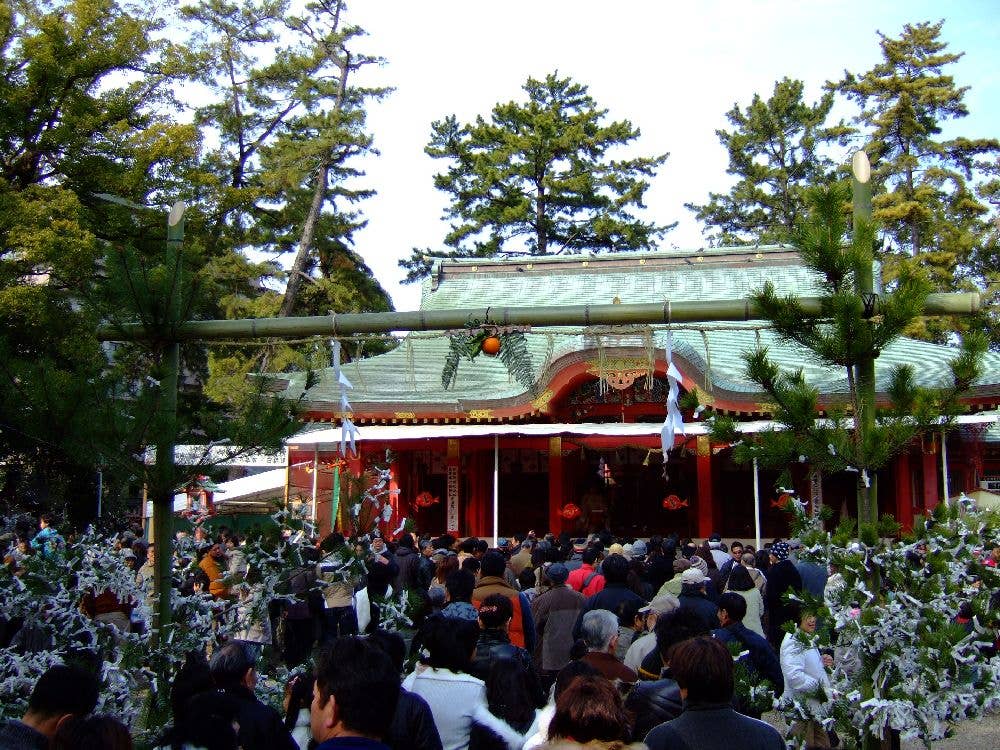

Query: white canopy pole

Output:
[311, 444, 319, 523]
[941, 428, 950, 505]
[493, 435, 500, 548]
[752, 457, 762, 551]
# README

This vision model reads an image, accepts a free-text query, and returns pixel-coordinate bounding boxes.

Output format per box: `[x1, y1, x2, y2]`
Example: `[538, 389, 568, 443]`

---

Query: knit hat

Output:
[631, 540, 648, 558]
[672, 558, 691, 574]
[546, 563, 570, 585]
[681, 567, 710, 585]
[572, 540, 587, 554]
[771, 541, 790, 561]
[608, 543, 625, 557]
[622, 543, 634, 559]
[640, 593, 680, 615]
[689, 555, 709, 576]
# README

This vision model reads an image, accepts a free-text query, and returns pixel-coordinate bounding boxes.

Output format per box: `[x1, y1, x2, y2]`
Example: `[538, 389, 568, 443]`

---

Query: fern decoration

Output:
[440, 320, 536, 394]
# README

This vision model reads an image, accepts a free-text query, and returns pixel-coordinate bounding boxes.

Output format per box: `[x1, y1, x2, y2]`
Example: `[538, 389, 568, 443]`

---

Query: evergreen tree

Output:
[178, 0, 392, 322]
[400, 73, 671, 282]
[706, 183, 985, 526]
[834, 20, 1000, 339]
[687, 78, 853, 245]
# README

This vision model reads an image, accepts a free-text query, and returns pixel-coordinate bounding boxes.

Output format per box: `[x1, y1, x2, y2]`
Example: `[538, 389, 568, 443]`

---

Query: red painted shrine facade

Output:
[274, 250, 1000, 541]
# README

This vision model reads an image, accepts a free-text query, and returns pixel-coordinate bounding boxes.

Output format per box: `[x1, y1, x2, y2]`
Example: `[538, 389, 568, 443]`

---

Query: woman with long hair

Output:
[470, 657, 544, 750]
[404, 615, 525, 750]
[431, 555, 459, 594]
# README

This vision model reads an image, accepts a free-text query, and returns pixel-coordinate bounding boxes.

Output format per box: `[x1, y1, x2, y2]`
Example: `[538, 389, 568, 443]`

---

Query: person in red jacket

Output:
[567, 547, 605, 596]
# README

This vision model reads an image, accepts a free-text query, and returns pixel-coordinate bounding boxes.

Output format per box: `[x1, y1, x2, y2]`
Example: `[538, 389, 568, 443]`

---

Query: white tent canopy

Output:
[146, 467, 287, 518]
[287, 413, 998, 450]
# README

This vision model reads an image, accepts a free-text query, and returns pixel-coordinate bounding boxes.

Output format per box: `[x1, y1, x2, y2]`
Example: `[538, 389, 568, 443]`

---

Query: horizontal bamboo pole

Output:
[96, 291, 981, 342]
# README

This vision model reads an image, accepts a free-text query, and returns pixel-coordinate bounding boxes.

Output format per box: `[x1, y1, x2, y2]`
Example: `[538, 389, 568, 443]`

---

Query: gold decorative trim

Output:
[468, 409, 493, 420]
[532, 389, 555, 411]
[393, 411, 416, 419]
[696, 435, 711, 457]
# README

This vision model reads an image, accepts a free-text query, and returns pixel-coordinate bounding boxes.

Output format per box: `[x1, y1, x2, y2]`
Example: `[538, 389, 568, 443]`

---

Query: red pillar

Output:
[696, 436, 714, 539]
[921, 448, 939, 511]
[894, 452, 914, 531]
[549, 437, 564, 535]
[388, 456, 401, 539]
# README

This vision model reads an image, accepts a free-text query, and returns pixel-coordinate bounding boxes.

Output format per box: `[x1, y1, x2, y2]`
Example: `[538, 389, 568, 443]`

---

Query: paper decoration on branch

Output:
[660, 330, 685, 477]
[662, 494, 689, 511]
[332, 340, 358, 456]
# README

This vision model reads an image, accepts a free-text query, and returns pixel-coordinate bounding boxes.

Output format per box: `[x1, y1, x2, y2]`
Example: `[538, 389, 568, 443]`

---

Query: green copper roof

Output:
[281, 248, 998, 414]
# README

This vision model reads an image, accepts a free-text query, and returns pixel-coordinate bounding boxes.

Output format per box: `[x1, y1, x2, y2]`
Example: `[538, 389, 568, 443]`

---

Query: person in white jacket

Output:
[780, 611, 835, 748]
[780, 611, 833, 703]
[404, 615, 524, 750]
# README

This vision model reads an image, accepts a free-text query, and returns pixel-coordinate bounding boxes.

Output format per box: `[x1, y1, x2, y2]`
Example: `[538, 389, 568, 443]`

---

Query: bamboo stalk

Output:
[97, 292, 980, 342]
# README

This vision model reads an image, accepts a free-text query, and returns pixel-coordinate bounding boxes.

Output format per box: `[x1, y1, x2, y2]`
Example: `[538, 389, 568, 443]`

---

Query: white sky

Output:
[342, 0, 1000, 312]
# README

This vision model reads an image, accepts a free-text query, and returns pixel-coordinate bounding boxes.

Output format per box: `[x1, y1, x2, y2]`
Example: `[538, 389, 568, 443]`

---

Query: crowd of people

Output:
[3, 519, 999, 750]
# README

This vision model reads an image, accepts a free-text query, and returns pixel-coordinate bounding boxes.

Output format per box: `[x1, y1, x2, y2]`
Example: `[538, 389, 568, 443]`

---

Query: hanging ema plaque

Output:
[446, 465, 460, 533]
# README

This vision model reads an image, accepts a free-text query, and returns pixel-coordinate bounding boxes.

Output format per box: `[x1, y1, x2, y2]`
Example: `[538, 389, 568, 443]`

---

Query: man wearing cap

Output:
[657, 558, 691, 598]
[706, 533, 729, 569]
[531, 562, 584, 684]
[564, 539, 587, 571]
[764, 542, 803, 648]
[624, 593, 680, 673]
[676, 567, 718, 631]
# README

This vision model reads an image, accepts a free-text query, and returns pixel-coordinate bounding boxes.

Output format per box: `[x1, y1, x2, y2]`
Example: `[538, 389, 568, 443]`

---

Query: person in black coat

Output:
[763, 542, 803, 648]
[627, 608, 708, 736]
[572, 554, 646, 640]
[643, 637, 783, 750]
[369, 630, 443, 750]
[209, 643, 297, 750]
[712, 593, 784, 716]
[676, 568, 719, 632]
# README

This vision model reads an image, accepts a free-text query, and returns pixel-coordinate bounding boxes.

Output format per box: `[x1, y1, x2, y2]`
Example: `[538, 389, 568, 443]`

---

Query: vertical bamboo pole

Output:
[852, 152, 877, 525]
[152, 201, 185, 636]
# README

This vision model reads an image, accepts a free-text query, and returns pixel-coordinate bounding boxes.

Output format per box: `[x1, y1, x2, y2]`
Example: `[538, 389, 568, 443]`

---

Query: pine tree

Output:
[688, 78, 853, 245]
[834, 20, 1000, 340]
[178, 0, 392, 321]
[400, 73, 671, 282]
[706, 182, 985, 526]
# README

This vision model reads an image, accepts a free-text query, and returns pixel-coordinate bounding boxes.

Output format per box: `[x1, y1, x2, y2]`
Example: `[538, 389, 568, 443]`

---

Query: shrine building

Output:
[269, 247, 1000, 541]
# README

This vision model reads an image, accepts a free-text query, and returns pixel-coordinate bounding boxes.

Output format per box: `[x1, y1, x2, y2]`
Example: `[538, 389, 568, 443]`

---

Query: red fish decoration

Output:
[771, 493, 794, 509]
[662, 495, 689, 510]
[559, 503, 582, 520]
[413, 491, 440, 509]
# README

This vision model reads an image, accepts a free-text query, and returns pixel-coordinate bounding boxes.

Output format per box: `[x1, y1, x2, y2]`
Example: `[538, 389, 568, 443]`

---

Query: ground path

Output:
[762, 709, 1000, 748]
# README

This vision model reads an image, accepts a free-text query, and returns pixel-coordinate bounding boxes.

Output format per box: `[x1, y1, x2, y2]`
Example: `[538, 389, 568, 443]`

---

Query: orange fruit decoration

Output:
[481, 336, 502, 356]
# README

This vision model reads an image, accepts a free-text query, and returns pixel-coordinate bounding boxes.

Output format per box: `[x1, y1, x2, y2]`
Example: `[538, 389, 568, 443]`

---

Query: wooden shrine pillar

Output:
[894, 452, 914, 531]
[447, 439, 461, 535]
[549, 437, 564, 535]
[921, 448, 939, 510]
[696, 436, 714, 539]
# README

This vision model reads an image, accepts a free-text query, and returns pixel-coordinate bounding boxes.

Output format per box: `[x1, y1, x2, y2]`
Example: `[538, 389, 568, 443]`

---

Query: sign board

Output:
[982, 478, 1000, 493]
[446, 465, 460, 533]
